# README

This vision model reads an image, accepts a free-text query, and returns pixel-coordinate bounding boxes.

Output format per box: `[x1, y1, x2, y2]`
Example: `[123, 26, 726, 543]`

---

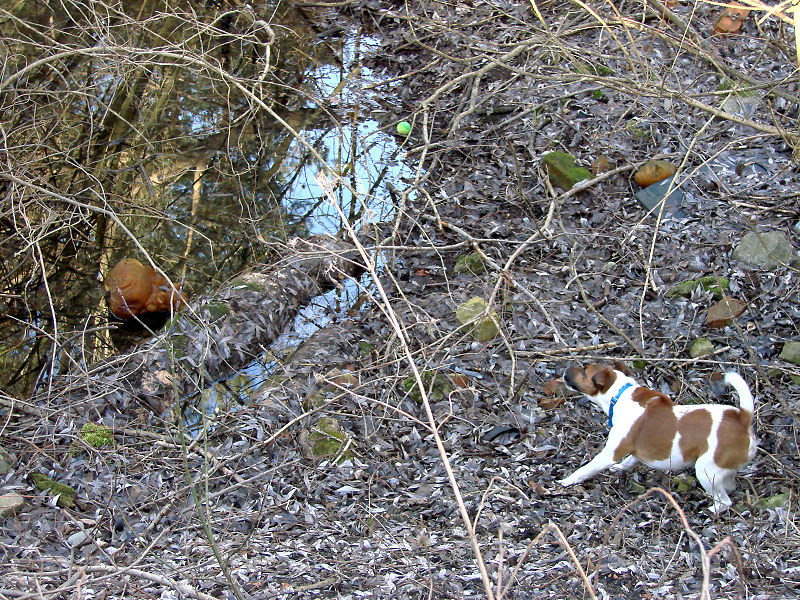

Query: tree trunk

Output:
[46, 236, 363, 417]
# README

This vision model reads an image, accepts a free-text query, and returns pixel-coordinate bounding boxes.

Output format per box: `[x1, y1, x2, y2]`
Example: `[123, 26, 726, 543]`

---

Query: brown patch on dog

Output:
[612, 361, 631, 376]
[714, 408, 753, 469]
[614, 396, 677, 462]
[677, 410, 712, 462]
[630, 387, 672, 408]
[591, 367, 616, 394]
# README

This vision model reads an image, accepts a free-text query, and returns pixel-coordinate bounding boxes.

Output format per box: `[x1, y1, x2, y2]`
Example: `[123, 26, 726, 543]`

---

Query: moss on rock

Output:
[453, 252, 486, 276]
[666, 276, 729, 300]
[310, 417, 352, 462]
[542, 151, 591, 191]
[402, 370, 453, 404]
[31, 473, 76, 508]
[456, 297, 499, 341]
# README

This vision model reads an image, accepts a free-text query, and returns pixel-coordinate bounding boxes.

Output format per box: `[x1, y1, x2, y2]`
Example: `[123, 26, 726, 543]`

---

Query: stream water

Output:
[183, 22, 413, 420]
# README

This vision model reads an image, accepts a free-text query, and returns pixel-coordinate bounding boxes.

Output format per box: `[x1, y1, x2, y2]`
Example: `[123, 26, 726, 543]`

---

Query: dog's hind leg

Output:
[609, 455, 638, 472]
[695, 457, 733, 513]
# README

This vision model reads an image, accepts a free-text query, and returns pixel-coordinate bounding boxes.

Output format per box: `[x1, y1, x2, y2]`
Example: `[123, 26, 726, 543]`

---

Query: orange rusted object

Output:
[713, 6, 750, 35]
[634, 160, 676, 188]
[104, 258, 186, 319]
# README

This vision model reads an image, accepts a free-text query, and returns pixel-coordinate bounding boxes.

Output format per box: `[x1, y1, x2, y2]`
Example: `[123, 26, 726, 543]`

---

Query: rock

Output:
[539, 379, 568, 409]
[0, 446, 14, 475]
[453, 252, 486, 276]
[67, 530, 89, 548]
[542, 151, 591, 191]
[689, 338, 715, 358]
[759, 493, 789, 508]
[403, 371, 453, 403]
[778, 341, 800, 365]
[666, 276, 729, 300]
[634, 176, 683, 214]
[104, 258, 186, 319]
[539, 396, 565, 409]
[732, 231, 796, 269]
[713, 6, 749, 35]
[31, 473, 77, 508]
[634, 160, 675, 187]
[310, 417, 352, 462]
[591, 155, 612, 175]
[455, 297, 500, 341]
[0, 493, 25, 519]
[707, 297, 747, 328]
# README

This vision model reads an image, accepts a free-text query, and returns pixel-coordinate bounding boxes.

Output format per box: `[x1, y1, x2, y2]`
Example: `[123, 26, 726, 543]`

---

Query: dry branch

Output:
[40, 236, 364, 416]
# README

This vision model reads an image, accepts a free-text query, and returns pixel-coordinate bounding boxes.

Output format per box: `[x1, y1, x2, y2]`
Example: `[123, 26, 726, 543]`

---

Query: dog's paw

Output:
[558, 477, 577, 487]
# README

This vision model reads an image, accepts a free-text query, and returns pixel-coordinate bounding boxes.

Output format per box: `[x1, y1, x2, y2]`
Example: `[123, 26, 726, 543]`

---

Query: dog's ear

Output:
[591, 368, 616, 393]
[613, 361, 631, 375]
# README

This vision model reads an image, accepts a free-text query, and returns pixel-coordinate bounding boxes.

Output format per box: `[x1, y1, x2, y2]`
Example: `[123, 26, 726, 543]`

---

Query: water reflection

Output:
[180, 31, 412, 424]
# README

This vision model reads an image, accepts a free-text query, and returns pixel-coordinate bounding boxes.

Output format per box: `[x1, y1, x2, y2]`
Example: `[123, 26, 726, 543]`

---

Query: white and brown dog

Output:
[559, 362, 756, 513]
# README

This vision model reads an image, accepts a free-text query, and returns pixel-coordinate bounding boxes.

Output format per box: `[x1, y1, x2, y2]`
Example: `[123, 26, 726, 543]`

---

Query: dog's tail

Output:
[724, 372, 754, 414]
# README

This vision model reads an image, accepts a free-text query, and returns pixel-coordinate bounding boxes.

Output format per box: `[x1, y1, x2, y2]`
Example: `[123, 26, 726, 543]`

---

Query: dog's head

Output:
[564, 362, 631, 398]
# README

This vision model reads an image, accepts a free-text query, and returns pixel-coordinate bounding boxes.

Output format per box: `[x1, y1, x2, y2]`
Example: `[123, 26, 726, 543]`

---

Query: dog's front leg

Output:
[559, 446, 619, 486]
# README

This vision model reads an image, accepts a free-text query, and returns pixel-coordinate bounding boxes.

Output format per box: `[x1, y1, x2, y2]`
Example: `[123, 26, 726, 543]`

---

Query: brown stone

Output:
[541, 379, 567, 396]
[634, 160, 676, 188]
[539, 395, 566, 409]
[450, 373, 471, 388]
[591, 155, 612, 175]
[707, 298, 747, 328]
[713, 6, 749, 35]
[104, 258, 186, 319]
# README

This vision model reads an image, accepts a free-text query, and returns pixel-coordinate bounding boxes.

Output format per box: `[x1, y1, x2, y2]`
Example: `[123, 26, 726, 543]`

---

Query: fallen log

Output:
[44, 236, 364, 417]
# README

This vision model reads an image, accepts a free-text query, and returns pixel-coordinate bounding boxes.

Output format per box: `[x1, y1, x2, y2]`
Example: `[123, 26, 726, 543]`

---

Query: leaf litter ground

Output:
[2, 1, 800, 599]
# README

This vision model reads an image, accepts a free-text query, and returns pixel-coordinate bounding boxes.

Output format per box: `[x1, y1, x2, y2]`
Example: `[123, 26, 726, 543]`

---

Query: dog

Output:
[558, 362, 756, 513]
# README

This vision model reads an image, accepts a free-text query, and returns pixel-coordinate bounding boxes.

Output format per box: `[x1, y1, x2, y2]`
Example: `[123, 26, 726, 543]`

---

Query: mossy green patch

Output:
[231, 277, 266, 293]
[624, 122, 652, 142]
[453, 252, 486, 276]
[310, 417, 352, 462]
[779, 341, 800, 366]
[666, 276, 729, 300]
[303, 391, 328, 411]
[169, 334, 189, 359]
[402, 370, 453, 404]
[31, 473, 76, 508]
[759, 493, 789, 508]
[689, 337, 715, 359]
[573, 61, 614, 76]
[204, 302, 230, 321]
[455, 297, 500, 341]
[671, 475, 696, 492]
[72, 422, 114, 455]
[542, 151, 591, 191]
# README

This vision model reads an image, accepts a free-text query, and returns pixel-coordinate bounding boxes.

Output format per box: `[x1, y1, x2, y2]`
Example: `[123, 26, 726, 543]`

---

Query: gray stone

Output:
[690, 338, 715, 358]
[455, 297, 499, 342]
[67, 530, 89, 548]
[0, 446, 14, 475]
[634, 176, 684, 216]
[779, 341, 800, 366]
[0, 493, 25, 519]
[732, 231, 796, 269]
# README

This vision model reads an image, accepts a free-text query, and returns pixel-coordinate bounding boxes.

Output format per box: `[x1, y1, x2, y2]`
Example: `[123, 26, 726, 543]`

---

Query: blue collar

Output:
[608, 382, 633, 428]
